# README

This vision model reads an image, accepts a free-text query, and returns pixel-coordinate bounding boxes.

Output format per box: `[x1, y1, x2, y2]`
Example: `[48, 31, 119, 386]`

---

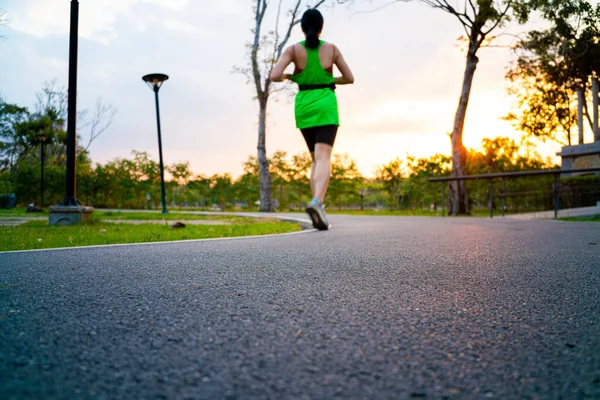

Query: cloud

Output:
[0, 0, 556, 179]
[8, 0, 191, 45]
[349, 99, 454, 135]
[163, 19, 196, 34]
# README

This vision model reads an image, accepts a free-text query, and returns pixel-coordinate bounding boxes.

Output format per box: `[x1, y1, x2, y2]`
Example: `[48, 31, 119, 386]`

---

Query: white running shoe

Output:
[305, 198, 329, 230]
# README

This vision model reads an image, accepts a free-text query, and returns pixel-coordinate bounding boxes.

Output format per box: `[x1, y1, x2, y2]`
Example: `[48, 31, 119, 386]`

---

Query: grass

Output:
[0, 208, 239, 221]
[0, 207, 47, 218]
[0, 218, 302, 252]
[95, 210, 246, 222]
[0, 206, 512, 220]
[559, 214, 600, 222]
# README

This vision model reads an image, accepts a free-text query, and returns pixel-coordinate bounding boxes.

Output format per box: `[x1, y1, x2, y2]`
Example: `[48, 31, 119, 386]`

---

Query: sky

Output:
[0, 0, 580, 178]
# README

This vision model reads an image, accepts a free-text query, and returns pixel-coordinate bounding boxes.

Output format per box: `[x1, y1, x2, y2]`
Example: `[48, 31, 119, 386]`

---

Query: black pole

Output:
[40, 141, 45, 208]
[63, 0, 79, 206]
[489, 180, 494, 218]
[441, 182, 445, 217]
[501, 178, 505, 217]
[554, 173, 560, 219]
[154, 88, 168, 214]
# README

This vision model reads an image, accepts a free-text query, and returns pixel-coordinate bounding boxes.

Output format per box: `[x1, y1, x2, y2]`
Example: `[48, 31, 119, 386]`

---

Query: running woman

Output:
[270, 8, 354, 230]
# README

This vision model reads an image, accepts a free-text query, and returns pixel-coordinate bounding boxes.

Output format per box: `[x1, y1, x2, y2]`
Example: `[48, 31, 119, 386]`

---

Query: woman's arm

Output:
[333, 45, 354, 85]
[270, 46, 294, 82]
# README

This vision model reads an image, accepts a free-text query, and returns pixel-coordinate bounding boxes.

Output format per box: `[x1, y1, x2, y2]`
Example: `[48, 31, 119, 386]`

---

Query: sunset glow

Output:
[0, 0, 570, 178]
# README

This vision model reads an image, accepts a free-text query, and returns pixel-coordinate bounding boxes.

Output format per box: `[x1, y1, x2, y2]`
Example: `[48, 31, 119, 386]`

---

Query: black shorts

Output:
[300, 125, 338, 153]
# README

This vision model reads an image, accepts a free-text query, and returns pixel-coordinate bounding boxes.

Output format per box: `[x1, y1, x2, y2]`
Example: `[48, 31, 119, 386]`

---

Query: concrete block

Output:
[48, 206, 95, 226]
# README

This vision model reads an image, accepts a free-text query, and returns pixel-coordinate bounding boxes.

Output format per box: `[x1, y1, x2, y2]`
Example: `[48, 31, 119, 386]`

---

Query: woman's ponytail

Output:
[305, 27, 319, 49]
[301, 9, 324, 49]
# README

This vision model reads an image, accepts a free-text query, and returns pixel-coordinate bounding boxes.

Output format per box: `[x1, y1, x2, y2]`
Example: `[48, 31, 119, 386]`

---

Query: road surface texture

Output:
[1, 215, 599, 399]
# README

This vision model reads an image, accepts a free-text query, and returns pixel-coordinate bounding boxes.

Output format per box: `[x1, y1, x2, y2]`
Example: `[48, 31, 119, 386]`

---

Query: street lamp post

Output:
[38, 133, 49, 208]
[48, 0, 94, 225]
[63, 0, 79, 206]
[142, 73, 169, 214]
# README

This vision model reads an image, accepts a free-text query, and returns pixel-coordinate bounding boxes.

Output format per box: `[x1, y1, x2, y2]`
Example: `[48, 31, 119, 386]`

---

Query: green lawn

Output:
[0, 208, 240, 221]
[0, 218, 302, 252]
[95, 210, 247, 222]
[0, 208, 47, 218]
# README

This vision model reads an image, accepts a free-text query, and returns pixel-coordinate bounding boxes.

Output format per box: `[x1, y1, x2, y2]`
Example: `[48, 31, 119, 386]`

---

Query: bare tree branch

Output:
[467, 0, 477, 22]
[270, 83, 295, 95]
[83, 98, 117, 152]
[348, 1, 405, 20]
[480, 43, 512, 49]
[273, 0, 284, 57]
[0, 10, 8, 39]
[482, 0, 512, 37]
[251, 0, 269, 98]
[276, 0, 303, 61]
[433, 0, 474, 29]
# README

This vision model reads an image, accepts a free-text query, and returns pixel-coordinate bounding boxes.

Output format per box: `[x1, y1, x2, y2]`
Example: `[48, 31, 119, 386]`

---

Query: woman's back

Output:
[292, 41, 337, 74]
[293, 40, 338, 129]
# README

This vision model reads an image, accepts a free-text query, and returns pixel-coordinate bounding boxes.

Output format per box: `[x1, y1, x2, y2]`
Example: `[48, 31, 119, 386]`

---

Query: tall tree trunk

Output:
[560, 85, 573, 146]
[582, 85, 594, 136]
[449, 45, 478, 215]
[257, 96, 273, 212]
[593, 77, 599, 142]
[577, 86, 584, 145]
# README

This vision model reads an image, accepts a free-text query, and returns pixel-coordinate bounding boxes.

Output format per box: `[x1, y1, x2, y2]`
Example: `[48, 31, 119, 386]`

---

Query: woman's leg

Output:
[310, 152, 316, 197]
[301, 128, 318, 199]
[312, 143, 333, 204]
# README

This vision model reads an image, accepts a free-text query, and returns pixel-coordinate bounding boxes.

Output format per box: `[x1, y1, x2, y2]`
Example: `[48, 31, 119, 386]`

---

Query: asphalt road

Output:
[1, 215, 599, 399]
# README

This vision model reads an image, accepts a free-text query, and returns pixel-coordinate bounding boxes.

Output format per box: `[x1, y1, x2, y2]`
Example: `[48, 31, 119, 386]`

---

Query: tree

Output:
[506, 0, 600, 146]
[168, 161, 192, 209]
[288, 152, 312, 210]
[0, 9, 8, 39]
[420, 0, 513, 215]
[241, 0, 327, 212]
[0, 101, 30, 174]
[464, 136, 553, 211]
[80, 98, 117, 152]
[344, 0, 514, 215]
[209, 174, 234, 207]
[34, 81, 116, 154]
[405, 154, 451, 210]
[375, 158, 406, 209]
[328, 154, 362, 210]
[188, 175, 213, 208]
[270, 150, 291, 209]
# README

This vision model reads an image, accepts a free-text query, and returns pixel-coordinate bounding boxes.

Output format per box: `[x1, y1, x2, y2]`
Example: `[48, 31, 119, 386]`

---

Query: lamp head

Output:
[142, 73, 169, 91]
[38, 133, 49, 143]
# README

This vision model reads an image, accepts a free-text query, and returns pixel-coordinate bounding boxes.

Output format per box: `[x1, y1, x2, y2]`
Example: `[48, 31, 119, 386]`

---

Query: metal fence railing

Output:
[429, 167, 600, 218]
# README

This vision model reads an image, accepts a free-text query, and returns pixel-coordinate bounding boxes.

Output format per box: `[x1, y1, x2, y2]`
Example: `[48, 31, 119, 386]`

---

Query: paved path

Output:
[1, 215, 599, 399]
[504, 205, 600, 220]
[0, 217, 46, 226]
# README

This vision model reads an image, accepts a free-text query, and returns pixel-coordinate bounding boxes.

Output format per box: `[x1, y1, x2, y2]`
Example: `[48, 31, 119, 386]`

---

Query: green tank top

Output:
[292, 40, 339, 129]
